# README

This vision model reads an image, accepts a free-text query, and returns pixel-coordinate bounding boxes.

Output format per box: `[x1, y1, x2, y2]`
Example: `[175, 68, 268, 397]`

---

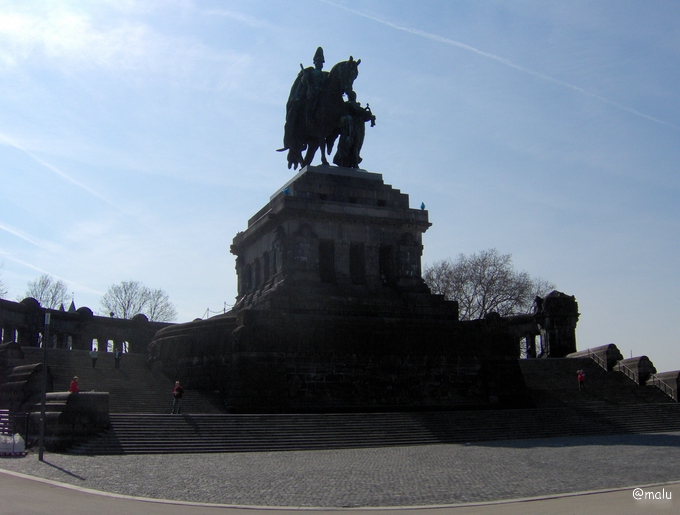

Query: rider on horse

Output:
[281, 47, 328, 169]
[279, 48, 375, 170]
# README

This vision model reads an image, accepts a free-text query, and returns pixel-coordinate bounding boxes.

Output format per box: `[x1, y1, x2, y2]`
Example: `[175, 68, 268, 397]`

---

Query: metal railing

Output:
[614, 362, 678, 402]
[615, 361, 639, 384]
[581, 348, 677, 403]
[648, 375, 678, 402]
[0, 410, 29, 440]
[587, 349, 608, 371]
[0, 409, 10, 435]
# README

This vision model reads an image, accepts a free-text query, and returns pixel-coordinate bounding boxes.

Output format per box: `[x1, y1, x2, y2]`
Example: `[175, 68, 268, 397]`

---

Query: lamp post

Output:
[38, 312, 50, 461]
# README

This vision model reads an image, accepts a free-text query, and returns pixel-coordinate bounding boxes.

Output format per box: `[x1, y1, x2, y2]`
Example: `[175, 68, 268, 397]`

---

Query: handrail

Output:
[615, 361, 639, 384]
[648, 374, 678, 402]
[587, 349, 608, 371]
[0, 409, 10, 435]
[0, 410, 29, 440]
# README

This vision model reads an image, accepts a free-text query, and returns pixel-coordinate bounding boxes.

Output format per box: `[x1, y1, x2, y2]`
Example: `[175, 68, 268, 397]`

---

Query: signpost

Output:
[38, 312, 50, 461]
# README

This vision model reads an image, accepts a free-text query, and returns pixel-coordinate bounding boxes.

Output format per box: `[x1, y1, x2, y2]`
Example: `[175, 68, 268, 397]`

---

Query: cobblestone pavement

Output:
[2, 432, 680, 508]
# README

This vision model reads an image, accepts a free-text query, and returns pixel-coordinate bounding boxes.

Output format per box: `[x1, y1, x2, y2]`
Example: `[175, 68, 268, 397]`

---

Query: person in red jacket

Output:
[577, 369, 586, 391]
[69, 376, 79, 393]
[171, 381, 184, 414]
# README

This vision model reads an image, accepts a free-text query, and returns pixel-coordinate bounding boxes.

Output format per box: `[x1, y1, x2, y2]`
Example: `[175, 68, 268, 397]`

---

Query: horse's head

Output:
[330, 56, 361, 95]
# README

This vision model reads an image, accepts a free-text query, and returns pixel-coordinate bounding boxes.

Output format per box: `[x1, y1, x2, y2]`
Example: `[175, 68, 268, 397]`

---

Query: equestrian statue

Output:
[279, 47, 376, 170]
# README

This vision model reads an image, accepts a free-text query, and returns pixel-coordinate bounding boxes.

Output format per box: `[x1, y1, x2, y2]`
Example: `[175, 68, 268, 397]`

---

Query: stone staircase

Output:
[67, 402, 680, 455]
[519, 357, 674, 407]
[16, 349, 679, 455]
[66, 356, 680, 455]
[20, 348, 226, 415]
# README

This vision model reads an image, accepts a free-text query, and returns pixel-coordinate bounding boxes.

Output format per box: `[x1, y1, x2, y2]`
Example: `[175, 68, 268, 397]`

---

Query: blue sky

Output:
[1, 1, 679, 372]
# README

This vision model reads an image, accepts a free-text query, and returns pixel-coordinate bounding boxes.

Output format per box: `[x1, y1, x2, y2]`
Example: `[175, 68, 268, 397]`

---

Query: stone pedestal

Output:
[150, 165, 534, 412]
[231, 166, 453, 318]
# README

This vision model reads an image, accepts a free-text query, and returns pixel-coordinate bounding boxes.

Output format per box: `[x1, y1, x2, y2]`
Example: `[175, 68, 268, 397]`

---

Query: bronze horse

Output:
[280, 57, 361, 170]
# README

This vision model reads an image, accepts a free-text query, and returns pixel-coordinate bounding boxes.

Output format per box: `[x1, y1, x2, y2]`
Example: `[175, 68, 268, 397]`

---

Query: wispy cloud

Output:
[323, 1, 679, 131]
[202, 8, 272, 29]
[0, 132, 127, 211]
[0, 223, 56, 252]
[0, 248, 101, 299]
[0, 249, 54, 285]
[0, 8, 148, 70]
[0, 4, 250, 84]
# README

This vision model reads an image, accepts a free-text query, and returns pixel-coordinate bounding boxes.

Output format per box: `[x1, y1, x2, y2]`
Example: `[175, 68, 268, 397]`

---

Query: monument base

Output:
[148, 165, 575, 412]
[150, 307, 528, 413]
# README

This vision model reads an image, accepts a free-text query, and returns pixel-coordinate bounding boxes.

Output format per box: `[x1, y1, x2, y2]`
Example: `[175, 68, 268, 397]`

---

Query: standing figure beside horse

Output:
[279, 47, 376, 170]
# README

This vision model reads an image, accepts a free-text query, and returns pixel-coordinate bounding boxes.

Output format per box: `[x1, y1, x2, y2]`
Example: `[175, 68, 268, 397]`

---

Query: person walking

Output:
[69, 376, 79, 393]
[114, 348, 122, 369]
[577, 369, 586, 391]
[171, 381, 184, 414]
[89, 349, 98, 369]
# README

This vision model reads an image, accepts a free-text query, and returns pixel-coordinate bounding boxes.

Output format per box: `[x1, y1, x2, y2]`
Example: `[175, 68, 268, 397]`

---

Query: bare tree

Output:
[423, 249, 555, 320]
[145, 287, 178, 322]
[19, 273, 69, 309]
[100, 280, 177, 322]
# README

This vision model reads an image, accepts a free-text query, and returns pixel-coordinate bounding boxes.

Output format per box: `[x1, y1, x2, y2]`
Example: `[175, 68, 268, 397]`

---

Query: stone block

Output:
[615, 356, 657, 385]
[568, 344, 624, 371]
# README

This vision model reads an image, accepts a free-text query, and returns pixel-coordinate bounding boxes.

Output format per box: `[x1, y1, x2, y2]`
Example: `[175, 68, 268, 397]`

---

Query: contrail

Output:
[0, 248, 54, 276]
[322, 1, 678, 131]
[0, 222, 56, 251]
[0, 132, 128, 211]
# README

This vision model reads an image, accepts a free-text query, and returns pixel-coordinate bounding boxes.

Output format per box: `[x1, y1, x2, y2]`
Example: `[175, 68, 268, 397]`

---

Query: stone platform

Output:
[148, 165, 579, 413]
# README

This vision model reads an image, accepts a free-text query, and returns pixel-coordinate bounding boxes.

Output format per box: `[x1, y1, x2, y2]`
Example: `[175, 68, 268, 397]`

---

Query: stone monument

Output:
[279, 47, 375, 170]
[149, 50, 576, 412]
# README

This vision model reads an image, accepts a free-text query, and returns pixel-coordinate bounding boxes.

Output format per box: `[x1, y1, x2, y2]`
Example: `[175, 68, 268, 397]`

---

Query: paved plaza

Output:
[1, 432, 680, 512]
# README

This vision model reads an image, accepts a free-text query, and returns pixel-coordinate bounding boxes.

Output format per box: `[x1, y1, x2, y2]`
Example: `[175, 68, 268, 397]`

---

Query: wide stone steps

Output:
[68, 403, 680, 455]
[19, 349, 680, 455]
[519, 357, 675, 406]
[19, 347, 226, 414]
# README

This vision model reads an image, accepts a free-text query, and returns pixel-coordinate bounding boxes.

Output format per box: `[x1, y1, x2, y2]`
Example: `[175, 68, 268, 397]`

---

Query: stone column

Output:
[525, 334, 536, 358]
[2, 325, 16, 343]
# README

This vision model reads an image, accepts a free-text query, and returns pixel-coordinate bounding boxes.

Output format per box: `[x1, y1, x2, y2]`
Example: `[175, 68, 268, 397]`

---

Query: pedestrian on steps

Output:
[69, 376, 79, 393]
[114, 348, 122, 369]
[171, 381, 184, 414]
[577, 369, 586, 391]
[89, 349, 98, 369]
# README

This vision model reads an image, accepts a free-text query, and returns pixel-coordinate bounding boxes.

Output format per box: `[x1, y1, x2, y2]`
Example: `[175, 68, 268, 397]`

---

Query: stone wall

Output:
[0, 363, 53, 412]
[0, 298, 171, 354]
[24, 392, 109, 450]
[150, 308, 528, 412]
